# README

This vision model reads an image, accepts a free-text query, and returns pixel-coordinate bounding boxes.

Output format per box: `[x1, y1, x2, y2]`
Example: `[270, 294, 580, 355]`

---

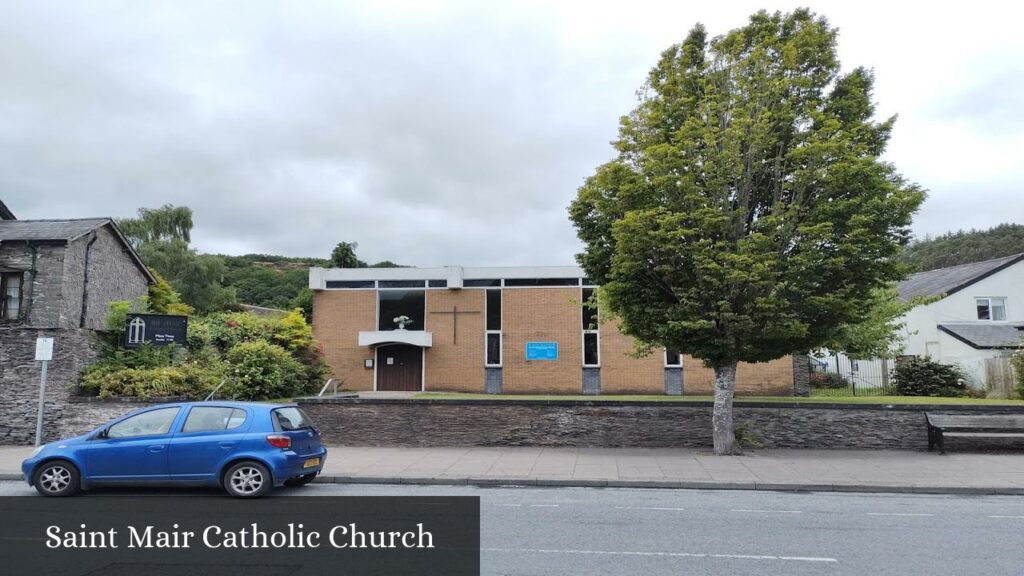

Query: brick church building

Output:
[310, 265, 799, 395]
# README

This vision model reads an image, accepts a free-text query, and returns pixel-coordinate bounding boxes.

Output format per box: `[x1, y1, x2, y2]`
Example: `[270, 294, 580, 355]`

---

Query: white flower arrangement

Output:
[393, 315, 413, 329]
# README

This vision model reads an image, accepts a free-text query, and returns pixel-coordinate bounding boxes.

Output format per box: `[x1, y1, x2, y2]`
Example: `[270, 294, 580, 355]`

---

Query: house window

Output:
[377, 290, 425, 331]
[976, 297, 1007, 321]
[582, 288, 599, 366]
[1, 272, 23, 321]
[665, 351, 682, 367]
[485, 289, 502, 366]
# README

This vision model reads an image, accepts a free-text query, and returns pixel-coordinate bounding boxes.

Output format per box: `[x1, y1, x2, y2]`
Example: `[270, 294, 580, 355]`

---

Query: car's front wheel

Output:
[284, 473, 317, 487]
[223, 461, 272, 498]
[33, 460, 80, 497]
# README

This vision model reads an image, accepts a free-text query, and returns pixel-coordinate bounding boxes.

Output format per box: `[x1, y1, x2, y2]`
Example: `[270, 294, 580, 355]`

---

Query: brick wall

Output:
[599, 319, 665, 394]
[313, 290, 376, 390]
[502, 288, 582, 393]
[424, 290, 484, 392]
[681, 356, 795, 396]
[299, 397, 1024, 450]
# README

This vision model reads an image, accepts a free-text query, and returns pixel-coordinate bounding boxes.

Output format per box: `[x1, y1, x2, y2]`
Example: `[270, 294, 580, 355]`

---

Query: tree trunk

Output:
[712, 361, 739, 455]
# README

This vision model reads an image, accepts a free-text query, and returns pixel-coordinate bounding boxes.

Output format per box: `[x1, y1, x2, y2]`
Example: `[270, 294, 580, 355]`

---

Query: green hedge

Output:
[80, 364, 222, 399]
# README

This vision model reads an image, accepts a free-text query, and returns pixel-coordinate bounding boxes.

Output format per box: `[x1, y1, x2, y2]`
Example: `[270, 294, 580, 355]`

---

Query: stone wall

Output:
[0, 242, 66, 327]
[63, 226, 151, 330]
[0, 327, 101, 444]
[56, 397, 177, 439]
[297, 397, 1024, 450]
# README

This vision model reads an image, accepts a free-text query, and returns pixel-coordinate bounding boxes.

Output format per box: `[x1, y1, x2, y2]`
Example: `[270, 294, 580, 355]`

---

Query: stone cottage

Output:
[0, 199, 155, 444]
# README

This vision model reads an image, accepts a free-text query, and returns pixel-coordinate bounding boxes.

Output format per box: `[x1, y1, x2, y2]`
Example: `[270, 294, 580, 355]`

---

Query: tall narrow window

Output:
[1, 272, 22, 321]
[582, 288, 599, 366]
[128, 316, 147, 344]
[485, 289, 502, 366]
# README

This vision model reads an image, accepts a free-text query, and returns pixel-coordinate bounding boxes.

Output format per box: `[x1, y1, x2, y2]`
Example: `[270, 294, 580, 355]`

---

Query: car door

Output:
[168, 406, 251, 482]
[86, 406, 182, 482]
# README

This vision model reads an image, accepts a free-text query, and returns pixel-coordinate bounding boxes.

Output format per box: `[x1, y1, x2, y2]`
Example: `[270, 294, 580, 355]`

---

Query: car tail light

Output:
[266, 434, 291, 449]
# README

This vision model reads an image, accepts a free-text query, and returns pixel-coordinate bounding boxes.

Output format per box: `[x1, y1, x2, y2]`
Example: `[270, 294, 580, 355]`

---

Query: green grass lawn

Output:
[412, 392, 1024, 405]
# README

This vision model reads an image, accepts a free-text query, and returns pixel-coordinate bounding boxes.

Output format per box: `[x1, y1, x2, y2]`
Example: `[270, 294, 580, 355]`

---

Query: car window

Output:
[182, 407, 247, 433]
[107, 407, 180, 439]
[272, 407, 313, 431]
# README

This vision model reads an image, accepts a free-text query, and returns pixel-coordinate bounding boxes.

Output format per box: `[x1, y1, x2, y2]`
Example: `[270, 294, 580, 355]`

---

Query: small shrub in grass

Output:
[893, 357, 967, 397]
[224, 341, 307, 400]
[809, 372, 851, 389]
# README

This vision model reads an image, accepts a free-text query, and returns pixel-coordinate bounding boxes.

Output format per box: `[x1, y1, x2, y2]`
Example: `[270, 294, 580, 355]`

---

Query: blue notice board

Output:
[525, 341, 559, 361]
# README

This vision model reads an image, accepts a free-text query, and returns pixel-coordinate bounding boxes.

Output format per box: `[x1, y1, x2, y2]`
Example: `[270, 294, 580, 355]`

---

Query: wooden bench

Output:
[926, 413, 1024, 454]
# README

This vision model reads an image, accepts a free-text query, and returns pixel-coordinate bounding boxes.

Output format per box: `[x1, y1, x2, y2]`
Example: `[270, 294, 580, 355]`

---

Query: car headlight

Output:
[29, 445, 45, 458]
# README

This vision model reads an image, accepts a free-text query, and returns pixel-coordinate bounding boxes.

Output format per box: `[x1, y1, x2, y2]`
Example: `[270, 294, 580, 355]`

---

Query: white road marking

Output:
[615, 506, 686, 511]
[529, 504, 559, 507]
[988, 515, 1024, 519]
[865, 512, 934, 517]
[499, 503, 522, 507]
[483, 547, 837, 563]
[731, 509, 803, 514]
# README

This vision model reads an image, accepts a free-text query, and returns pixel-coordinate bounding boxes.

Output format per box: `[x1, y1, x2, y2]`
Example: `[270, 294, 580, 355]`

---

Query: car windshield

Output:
[272, 407, 314, 431]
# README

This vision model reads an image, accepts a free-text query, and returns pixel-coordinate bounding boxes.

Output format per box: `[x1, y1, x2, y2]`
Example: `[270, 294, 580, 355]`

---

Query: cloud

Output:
[1, 0, 1022, 265]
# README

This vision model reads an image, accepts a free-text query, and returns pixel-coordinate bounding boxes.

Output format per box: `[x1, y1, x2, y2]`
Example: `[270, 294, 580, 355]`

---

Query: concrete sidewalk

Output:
[4, 445, 1024, 495]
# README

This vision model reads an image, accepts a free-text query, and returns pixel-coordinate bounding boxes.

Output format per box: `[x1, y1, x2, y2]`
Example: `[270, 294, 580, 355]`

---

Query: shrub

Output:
[224, 341, 307, 400]
[200, 312, 271, 352]
[80, 364, 222, 399]
[893, 357, 967, 397]
[272, 309, 315, 353]
[1012, 350, 1024, 398]
[809, 372, 850, 389]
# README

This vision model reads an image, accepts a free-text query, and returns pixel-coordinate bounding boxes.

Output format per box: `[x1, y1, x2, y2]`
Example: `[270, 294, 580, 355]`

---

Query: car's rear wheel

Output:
[223, 461, 272, 498]
[33, 460, 80, 497]
[284, 473, 317, 487]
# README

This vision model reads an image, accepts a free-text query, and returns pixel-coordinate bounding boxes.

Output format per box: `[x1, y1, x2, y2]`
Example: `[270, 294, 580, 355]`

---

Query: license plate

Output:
[303, 458, 321, 469]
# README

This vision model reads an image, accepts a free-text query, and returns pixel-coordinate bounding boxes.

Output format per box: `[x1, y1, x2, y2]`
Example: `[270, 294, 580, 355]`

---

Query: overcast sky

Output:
[2, 1, 1022, 266]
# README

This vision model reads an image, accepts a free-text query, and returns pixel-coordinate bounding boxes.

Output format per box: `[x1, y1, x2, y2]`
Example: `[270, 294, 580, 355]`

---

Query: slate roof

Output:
[938, 323, 1024, 349]
[897, 253, 1024, 300]
[0, 218, 112, 242]
[0, 217, 155, 283]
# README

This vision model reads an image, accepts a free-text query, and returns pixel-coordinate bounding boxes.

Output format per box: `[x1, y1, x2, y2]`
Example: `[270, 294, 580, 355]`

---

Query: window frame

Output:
[975, 297, 1008, 321]
[375, 288, 427, 331]
[664, 350, 682, 367]
[180, 406, 248, 434]
[485, 289, 502, 367]
[582, 288, 600, 367]
[1, 272, 24, 321]
[105, 407, 181, 439]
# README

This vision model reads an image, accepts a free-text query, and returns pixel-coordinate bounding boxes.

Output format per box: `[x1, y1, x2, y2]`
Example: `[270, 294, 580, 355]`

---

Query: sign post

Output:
[34, 337, 54, 447]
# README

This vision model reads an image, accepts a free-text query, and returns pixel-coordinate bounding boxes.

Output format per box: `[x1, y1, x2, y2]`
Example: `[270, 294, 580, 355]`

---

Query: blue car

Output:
[21, 401, 326, 498]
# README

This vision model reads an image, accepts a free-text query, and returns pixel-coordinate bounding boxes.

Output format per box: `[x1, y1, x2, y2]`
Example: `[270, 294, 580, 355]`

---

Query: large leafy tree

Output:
[569, 10, 925, 454]
[117, 204, 194, 248]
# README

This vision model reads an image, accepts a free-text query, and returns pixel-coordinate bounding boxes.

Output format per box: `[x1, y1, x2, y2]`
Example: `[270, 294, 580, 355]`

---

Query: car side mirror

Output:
[91, 428, 109, 440]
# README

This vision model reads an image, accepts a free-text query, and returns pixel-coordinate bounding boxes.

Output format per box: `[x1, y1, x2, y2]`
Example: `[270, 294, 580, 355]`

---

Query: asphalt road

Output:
[3, 481, 1023, 576]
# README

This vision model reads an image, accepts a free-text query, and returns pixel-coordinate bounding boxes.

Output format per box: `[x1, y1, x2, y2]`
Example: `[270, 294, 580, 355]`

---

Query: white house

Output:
[815, 253, 1024, 392]
[895, 253, 1024, 388]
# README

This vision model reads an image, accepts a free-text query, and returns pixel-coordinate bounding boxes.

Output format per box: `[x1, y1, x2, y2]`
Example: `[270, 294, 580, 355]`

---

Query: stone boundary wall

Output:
[0, 328, 101, 444]
[297, 398, 1024, 450]
[55, 397, 184, 439]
